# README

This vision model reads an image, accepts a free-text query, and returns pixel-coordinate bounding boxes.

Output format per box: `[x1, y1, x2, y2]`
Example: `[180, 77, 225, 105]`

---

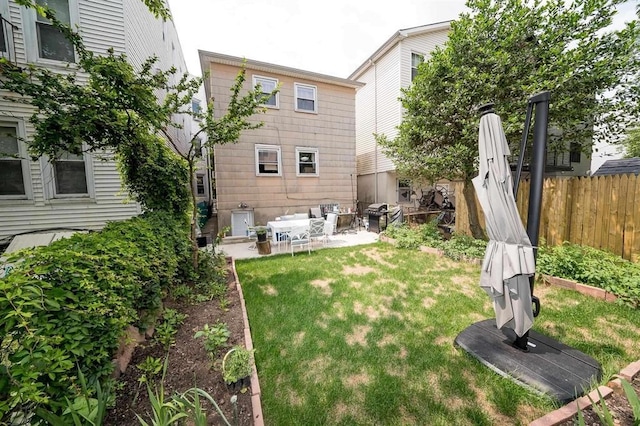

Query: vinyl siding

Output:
[399, 29, 449, 88]
[0, 0, 187, 241]
[206, 62, 358, 232]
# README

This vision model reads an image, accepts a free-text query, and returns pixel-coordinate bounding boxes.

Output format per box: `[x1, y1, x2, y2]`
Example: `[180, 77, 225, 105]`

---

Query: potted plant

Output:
[255, 227, 268, 242]
[222, 346, 254, 392]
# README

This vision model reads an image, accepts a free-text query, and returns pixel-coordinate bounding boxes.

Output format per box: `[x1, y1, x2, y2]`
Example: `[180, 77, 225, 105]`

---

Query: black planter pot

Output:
[257, 232, 267, 242]
[226, 376, 251, 393]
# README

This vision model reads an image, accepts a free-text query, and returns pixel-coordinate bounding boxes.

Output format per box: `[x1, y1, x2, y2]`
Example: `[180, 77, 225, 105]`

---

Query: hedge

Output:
[0, 211, 190, 417]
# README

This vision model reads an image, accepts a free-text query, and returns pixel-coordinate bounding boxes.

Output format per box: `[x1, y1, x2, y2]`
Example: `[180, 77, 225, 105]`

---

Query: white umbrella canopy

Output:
[472, 111, 536, 337]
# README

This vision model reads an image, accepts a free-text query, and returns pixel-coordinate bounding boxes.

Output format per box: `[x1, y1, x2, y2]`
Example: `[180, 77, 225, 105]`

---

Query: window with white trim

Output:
[255, 144, 281, 176]
[294, 83, 317, 113]
[0, 0, 11, 59]
[35, 0, 75, 62]
[411, 53, 424, 82]
[196, 174, 205, 196]
[0, 121, 30, 199]
[296, 147, 318, 176]
[252, 75, 278, 108]
[52, 150, 88, 195]
[398, 179, 411, 203]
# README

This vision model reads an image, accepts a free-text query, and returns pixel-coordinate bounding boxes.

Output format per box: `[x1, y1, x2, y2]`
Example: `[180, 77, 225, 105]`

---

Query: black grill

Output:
[365, 203, 388, 233]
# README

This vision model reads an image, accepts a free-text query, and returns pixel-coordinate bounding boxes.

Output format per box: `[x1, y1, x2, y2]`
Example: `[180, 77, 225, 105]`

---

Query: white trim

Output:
[41, 148, 95, 200]
[397, 178, 411, 203]
[255, 144, 282, 177]
[294, 83, 317, 113]
[252, 75, 279, 109]
[411, 52, 424, 82]
[0, 119, 32, 200]
[295, 146, 319, 177]
[21, 0, 80, 66]
[0, 0, 15, 61]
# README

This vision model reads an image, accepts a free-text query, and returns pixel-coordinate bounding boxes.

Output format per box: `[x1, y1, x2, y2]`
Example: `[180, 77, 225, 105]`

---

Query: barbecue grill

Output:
[365, 203, 388, 233]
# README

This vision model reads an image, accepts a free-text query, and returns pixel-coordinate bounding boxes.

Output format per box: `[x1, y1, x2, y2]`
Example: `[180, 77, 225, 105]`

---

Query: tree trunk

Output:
[462, 180, 486, 240]
[189, 160, 199, 270]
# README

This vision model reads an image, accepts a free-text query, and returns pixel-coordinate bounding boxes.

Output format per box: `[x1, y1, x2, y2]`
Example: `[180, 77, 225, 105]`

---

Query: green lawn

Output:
[237, 242, 640, 425]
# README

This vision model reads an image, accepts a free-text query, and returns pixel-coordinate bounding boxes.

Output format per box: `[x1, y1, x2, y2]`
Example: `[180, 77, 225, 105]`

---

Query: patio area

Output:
[216, 229, 379, 260]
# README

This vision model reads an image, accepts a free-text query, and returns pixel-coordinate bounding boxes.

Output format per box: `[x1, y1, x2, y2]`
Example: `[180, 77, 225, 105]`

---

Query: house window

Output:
[35, 0, 75, 62]
[411, 53, 424, 82]
[0, 123, 28, 198]
[253, 75, 278, 108]
[53, 150, 88, 195]
[196, 174, 205, 196]
[255, 144, 281, 176]
[398, 179, 411, 203]
[296, 147, 319, 176]
[0, 0, 12, 59]
[0, 18, 6, 55]
[294, 83, 317, 113]
[191, 99, 201, 118]
[570, 142, 581, 163]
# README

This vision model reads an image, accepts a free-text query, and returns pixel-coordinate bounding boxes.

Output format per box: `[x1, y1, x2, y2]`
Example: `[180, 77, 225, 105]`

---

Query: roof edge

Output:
[348, 20, 451, 80]
[198, 50, 364, 89]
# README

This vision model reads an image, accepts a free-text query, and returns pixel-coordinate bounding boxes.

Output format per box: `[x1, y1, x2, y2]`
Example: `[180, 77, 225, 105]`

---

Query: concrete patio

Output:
[215, 230, 379, 260]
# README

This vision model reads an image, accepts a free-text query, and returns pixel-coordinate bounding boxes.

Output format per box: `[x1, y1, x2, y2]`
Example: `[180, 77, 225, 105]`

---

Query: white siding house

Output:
[349, 22, 451, 208]
[0, 0, 192, 242]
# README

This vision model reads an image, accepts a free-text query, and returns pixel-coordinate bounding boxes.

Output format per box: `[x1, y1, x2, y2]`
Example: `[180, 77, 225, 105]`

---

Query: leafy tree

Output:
[621, 126, 640, 157]
[14, 0, 171, 20]
[378, 0, 640, 238]
[0, 2, 273, 268]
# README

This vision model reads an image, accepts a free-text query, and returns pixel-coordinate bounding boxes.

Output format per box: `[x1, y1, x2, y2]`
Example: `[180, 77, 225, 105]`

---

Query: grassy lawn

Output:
[237, 242, 640, 425]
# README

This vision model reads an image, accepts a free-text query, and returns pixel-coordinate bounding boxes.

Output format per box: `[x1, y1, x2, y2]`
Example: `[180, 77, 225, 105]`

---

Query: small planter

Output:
[257, 232, 267, 243]
[226, 375, 251, 393]
[222, 346, 254, 393]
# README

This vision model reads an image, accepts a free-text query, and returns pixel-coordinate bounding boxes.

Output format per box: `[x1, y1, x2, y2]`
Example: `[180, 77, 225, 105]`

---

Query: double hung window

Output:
[255, 144, 281, 176]
[253, 75, 278, 108]
[294, 83, 317, 113]
[0, 122, 29, 198]
[35, 0, 75, 62]
[296, 147, 318, 176]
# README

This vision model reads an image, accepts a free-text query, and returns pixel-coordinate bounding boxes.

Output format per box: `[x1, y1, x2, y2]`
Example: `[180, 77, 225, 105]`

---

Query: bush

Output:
[0, 211, 190, 418]
[537, 242, 640, 307]
[383, 221, 445, 250]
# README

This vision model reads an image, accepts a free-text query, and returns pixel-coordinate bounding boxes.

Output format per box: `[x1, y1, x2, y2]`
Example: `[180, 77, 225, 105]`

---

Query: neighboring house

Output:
[0, 0, 195, 242]
[592, 158, 640, 176]
[349, 22, 451, 209]
[350, 22, 592, 210]
[199, 51, 363, 237]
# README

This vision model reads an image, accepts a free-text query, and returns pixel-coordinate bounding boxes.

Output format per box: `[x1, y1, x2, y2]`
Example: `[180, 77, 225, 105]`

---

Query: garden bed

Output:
[105, 258, 256, 425]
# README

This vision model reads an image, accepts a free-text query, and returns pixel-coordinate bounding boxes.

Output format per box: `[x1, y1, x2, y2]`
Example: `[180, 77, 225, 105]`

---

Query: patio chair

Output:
[289, 225, 311, 256]
[309, 207, 322, 218]
[293, 212, 309, 219]
[322, 219, 334, 246]
[244, 219, 257, 250]
[274, 230, 290, 253]
[309, 218, 325, 247]
[326, 213, 338, 235]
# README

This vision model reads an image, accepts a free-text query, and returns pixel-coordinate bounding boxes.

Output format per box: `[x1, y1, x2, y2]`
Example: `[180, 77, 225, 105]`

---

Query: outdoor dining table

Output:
[266, 219, 310, 244]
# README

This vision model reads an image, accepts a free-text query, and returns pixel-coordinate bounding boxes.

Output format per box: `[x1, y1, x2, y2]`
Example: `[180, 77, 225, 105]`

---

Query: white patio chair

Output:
[244, 219, 257, 250]
[274, 230, 290, 253]
[322, 219, 334, 246]
[289, 225, 311, 256]
[293, 212, 309, 219]
[326, 213, 338, 235]
[309, 218, 325, 247]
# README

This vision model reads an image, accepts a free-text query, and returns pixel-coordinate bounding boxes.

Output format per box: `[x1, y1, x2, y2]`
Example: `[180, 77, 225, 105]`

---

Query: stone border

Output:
[230, 257, 264, 426]
[529, 360, 640, 425]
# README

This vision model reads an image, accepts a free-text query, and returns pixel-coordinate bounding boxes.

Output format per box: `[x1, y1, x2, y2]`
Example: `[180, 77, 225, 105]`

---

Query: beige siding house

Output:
[0, 0, 194, 242]
[349, 22, 451, 208]
[199, 51, 363, 237]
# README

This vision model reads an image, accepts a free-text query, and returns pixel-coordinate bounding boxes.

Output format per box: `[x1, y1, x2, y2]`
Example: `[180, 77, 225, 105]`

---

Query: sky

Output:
[167, 0, 468, 78]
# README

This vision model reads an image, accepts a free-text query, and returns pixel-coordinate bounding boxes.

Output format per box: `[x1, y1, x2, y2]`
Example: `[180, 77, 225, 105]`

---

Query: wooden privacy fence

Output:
[453, 174, 640, 262]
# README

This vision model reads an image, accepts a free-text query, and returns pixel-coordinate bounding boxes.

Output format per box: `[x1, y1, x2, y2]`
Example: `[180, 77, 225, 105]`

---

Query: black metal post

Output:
[513, 91, 549, 351]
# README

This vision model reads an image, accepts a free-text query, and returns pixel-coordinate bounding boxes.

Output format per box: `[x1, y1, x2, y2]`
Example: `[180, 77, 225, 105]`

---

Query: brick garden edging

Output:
[529, 360, 640, 425]
[540, 274, 618, 303]
[231, 257, 265, 426]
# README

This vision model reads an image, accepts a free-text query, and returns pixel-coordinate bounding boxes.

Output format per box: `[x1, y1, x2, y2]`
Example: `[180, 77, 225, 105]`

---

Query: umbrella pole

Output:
[513, 91, 550, 351]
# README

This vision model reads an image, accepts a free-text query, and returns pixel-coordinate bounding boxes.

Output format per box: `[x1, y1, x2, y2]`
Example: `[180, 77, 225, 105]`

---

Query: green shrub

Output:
[441, 234, 487, 261]
[0, 211, 189, 419]
[537, 242, 640, 307]
[383, 222, 444, 250]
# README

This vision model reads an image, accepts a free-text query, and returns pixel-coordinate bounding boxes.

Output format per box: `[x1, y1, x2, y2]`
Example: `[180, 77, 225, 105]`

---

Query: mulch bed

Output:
[105, 258, 253, 425]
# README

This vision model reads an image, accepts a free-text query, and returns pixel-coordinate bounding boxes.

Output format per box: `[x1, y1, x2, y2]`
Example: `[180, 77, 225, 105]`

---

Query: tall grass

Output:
[238, 243, 640, 425]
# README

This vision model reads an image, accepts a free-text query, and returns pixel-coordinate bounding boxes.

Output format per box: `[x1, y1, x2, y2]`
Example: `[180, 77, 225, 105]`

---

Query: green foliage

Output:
[154, 309, 188, 349]
[194, 322, 230, 358]
[621, 378, 640, 422]
[384, 221, 446, 250]
[0, 212, 188, 419]
[622, 126, 640, 158]
[380, 0, 640, 187]
[222, 347, 254, 385]
[440, 234, 487, 261]
[537, 242, 640, 307]
[137, 357, 163, 385]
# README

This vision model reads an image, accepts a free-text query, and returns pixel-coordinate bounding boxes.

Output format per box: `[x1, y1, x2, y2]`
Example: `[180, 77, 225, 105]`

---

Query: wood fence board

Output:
[622, 175, 635, 260]
[631, 176, 640, 262]
[560, 178, 572, 245]
[596, 176, 611, 250]
[609, 175, 624, 256]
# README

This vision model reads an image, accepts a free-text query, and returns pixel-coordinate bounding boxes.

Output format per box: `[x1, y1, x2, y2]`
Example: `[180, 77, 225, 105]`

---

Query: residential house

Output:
[0, 0, 197, 242]
[349, 22, 451, 209]
[199, 51, 363, 237]
[350, 22, 592, 211]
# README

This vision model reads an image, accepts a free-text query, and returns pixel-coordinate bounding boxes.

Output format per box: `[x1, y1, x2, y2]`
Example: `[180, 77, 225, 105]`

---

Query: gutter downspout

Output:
[372, 59, 378, 203]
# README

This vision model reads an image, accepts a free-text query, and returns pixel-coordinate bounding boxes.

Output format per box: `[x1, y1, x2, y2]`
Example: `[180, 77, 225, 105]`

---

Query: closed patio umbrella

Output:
[472, 107, 536, 338]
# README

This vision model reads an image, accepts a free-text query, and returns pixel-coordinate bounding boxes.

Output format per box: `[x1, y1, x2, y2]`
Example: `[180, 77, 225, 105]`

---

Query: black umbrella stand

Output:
[454, 92, 601, 404]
